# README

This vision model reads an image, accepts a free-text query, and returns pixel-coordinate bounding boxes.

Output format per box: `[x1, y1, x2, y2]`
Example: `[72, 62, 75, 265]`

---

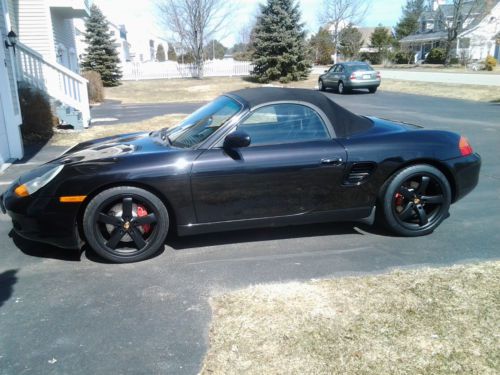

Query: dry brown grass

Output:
[105, 77, 319, 104]
[201, 262, 500, 375]
[381, 79, 500, 102]
[107, 76, 499, 105]
[50, 114, 185, 146]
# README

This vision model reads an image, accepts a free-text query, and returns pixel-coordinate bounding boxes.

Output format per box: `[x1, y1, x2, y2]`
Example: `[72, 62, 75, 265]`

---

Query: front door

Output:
[191, 103, 346, 223]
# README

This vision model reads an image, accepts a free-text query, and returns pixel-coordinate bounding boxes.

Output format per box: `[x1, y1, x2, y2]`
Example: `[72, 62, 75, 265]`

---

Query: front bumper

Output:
[444, 152, 481, 203]
[1, 183, 82, 249]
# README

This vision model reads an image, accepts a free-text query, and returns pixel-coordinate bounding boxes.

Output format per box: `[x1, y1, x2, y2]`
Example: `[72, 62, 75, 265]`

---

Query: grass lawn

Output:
[201, 261, 499, 375]
[105, 76, 500, 105]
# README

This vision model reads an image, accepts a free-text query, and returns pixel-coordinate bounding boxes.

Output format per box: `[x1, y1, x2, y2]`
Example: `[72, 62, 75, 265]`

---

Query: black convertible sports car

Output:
[1, 88, 481, 263]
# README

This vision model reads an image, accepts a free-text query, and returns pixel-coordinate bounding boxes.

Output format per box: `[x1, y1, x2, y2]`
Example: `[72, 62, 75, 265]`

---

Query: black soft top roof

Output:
[227, 87, 373, 138]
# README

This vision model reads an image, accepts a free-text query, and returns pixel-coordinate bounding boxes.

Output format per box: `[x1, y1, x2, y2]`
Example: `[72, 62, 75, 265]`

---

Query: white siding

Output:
[0, 0, 23, 163]
[16, 0, 55, 61]
[459, 3, 500, 60]
[1, 0, 20, 117]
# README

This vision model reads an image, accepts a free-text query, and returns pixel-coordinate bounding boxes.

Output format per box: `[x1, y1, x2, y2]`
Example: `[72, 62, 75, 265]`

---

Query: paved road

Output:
[1, 91, 499, 374]
[379, 69, 500, 86]
[91, 100, 202, 126]
[312, 66, 500, 86]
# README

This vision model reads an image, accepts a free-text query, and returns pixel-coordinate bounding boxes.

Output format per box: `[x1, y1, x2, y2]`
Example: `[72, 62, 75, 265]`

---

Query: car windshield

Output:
[156, 96, 242, 148]
[349, 64, 373, 72]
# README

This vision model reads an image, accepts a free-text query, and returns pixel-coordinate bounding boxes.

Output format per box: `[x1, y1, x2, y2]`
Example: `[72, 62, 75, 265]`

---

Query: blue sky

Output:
[95, 0, 407, 47]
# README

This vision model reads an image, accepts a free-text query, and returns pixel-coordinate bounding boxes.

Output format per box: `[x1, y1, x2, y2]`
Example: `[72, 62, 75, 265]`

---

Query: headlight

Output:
[14, 165, 64, 197]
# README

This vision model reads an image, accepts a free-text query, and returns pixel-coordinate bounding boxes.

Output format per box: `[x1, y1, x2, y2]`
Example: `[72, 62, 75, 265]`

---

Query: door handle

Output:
[321, 157, 343, 166]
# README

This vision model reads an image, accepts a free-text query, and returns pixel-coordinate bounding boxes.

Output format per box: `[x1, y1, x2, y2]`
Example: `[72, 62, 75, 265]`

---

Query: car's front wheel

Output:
[83, 186, 169, 263]
[378, 165, 451, 237]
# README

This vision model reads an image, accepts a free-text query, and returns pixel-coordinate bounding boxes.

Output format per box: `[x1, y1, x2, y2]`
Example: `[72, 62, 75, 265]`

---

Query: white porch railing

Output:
[15, 42, 90, 129]
[122, 60, 253, 81]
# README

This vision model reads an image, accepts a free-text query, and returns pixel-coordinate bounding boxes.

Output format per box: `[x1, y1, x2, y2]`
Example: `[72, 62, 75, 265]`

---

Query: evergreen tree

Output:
[339, 24, 363, 61]
[309, 27, 334, 65]
[394, 0, 425, 40]
[370, 25, 393, 60]
[167, 44, 177, 61]
[251, 0, 311, 83]
[156, 44, 166, 62]
[81, 5, 122, 87]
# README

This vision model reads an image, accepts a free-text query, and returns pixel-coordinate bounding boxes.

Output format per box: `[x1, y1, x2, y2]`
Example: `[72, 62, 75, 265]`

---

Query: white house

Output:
[74, 18, 131, 65]
[0, 0, 23, 167]
[0, 0, 91, 168]
[401, 0, 500, 62]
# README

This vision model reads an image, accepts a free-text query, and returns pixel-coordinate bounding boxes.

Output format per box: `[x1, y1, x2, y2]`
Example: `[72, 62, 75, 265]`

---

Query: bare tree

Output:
[442, 0, 487, 65]
[157, 0, 233, 78]
[320, 0, 371, 63]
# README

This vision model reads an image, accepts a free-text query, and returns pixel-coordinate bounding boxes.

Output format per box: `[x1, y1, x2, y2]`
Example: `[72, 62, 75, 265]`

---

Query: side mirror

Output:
[223, 130, 251, 149]
[324, 70, 328, 73]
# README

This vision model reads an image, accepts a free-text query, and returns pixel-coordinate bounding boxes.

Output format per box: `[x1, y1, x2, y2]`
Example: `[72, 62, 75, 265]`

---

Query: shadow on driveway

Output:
[0, 269, 18, 309]
[9, 230, 82, 262]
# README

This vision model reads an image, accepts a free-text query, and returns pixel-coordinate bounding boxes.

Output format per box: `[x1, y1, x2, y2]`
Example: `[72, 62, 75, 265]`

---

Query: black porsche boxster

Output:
[1, 88, 481, 263]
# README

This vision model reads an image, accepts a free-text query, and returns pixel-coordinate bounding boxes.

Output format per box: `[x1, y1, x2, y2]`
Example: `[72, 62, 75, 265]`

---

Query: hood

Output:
[54, 131, 176, 164]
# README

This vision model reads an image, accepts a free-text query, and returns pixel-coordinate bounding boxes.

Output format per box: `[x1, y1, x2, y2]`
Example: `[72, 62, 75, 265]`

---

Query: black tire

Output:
[369, 87, 377, 93]
[378, 164, 451, 237]
[83, 186, 169, 263]
[318, 79, 326, 91]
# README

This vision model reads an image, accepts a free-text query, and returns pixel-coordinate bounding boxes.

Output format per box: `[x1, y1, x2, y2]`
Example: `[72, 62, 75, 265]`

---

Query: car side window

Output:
[237, 104, 330, 147]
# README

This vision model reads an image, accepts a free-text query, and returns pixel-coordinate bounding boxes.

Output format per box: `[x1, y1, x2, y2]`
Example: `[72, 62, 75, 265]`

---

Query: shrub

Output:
[18, 82, 56, 144]
[485, 55, 497, 71]
[450, 57, 459, 65]
[425, 48, 446, 64]
[82, 70, 104, 103]
[359, 52, 381, 65]
[393, 50, 414, 64]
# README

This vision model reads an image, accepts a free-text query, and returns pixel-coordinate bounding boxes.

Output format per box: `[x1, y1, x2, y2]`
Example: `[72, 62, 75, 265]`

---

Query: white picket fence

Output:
[122, 60, 253, 80]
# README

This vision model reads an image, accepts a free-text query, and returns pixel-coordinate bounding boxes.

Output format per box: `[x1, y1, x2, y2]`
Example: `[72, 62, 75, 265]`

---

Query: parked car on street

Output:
[1, 88, 480, 263]
[319, 61, 381, 94]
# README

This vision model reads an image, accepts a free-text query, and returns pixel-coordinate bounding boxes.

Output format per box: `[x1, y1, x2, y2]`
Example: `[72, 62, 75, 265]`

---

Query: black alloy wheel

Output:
[83, 186, 169, 263]
[379, 165, 451, 236]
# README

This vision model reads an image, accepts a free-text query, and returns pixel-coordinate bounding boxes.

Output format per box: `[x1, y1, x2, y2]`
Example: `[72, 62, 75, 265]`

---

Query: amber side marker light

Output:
[459, 136, 473, 156]
[14, 184, 29, 197]
[59, 196, 87, 203]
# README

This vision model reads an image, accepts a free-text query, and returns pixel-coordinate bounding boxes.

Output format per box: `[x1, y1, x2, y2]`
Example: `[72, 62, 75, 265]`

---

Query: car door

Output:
[323, 65, 336, 87]
[190, 103, 347, 223]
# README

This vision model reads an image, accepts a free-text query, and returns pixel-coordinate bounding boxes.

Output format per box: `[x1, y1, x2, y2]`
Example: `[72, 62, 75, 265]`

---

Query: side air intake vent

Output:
[344, 162, 376, 185]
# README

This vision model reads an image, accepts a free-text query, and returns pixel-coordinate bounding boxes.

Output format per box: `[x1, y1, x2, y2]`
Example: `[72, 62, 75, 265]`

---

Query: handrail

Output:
[16, 42, 88, 84]
[15, 41, 90, 129]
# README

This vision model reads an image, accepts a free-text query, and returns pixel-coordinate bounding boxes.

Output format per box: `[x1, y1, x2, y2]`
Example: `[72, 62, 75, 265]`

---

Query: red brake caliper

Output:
[394, 193, 404, 209]
[137, 205, 151, 234]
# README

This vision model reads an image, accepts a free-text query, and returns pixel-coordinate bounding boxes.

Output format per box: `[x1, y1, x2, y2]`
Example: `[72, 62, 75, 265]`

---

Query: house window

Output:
[459, 38, 470, 49]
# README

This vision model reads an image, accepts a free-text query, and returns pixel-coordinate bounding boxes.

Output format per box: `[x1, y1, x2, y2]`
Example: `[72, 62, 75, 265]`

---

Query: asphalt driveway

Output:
[1, 90, 499, 375]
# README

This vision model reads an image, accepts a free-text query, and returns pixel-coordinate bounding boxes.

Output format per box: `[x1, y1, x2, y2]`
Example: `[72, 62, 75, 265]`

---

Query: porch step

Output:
[54, 102, 89, 129]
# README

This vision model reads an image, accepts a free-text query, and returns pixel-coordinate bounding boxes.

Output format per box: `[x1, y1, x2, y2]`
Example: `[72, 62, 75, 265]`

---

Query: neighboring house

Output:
[357, 27, 378, 53]
[0, 0, 23, 167]
[129, 35, 167, 62]
[1, 0, 91, 167]
[401, 0, 500, 62]
[74, 18, 131, 65]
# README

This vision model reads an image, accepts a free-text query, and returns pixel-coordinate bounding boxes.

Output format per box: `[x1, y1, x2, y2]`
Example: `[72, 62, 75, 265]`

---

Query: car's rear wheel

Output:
[338, 81, 345, 94]
[83, 186, 169, 263]
[318, 79, 325, 91]
[378, 165, 451, 237]
[369, 87, 377, 93]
